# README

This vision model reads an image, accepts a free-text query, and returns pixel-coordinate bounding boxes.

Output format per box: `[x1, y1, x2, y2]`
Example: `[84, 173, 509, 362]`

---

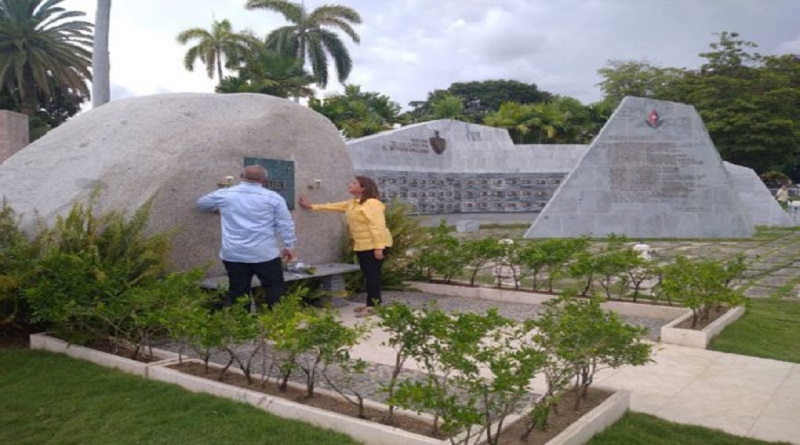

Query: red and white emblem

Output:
[645, 109, 663, 128]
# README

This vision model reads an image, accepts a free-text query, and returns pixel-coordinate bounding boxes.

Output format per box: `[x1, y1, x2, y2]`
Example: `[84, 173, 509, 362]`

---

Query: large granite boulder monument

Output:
[525, 97, 754, 239]
[0, 93, 355, 276]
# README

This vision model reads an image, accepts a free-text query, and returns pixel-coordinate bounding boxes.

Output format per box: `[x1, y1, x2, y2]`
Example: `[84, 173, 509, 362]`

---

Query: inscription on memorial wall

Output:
[380, 138, 431, 153]
[361, 170, 566, 215]
[610, 142, 705, 205]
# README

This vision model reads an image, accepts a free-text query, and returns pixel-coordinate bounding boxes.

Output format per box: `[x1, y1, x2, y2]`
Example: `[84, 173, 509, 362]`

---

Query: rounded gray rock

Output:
[0, 93, 356, 275]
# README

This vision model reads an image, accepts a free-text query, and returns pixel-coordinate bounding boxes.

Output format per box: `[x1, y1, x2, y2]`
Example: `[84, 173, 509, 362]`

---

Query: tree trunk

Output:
[20, 64, 37, 116]
[216, 49, 223, 87]
[92, 0, 111, 107]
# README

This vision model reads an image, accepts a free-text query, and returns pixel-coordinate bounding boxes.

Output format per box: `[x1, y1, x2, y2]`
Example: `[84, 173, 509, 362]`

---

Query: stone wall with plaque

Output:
[245, 157, 295, 210]
[359, 170, 566, 215]
[348, 119, 587, 220]
[0, 93, 355, 276]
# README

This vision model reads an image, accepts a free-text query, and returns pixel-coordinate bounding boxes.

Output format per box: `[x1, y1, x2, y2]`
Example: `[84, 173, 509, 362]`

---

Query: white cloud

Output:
[61, 0, 800, 109]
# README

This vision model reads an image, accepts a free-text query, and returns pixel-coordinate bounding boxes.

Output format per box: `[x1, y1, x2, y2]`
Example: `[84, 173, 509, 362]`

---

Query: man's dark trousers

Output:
[222, 257, 284, 308]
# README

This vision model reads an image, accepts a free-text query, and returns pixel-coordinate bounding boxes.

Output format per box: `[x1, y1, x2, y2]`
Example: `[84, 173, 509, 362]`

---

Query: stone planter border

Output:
[29, 332, 179, 378]
[411, 281, 746, 349]
[660, 306, 746, 348]
[408, 281, 687, 320]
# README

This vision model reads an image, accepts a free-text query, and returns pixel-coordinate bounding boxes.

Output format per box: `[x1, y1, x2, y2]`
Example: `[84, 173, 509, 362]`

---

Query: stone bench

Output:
[200, 262, 361, 307]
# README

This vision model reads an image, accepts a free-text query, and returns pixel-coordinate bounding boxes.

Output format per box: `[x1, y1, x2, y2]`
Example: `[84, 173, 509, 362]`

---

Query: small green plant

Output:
[24, 195, 175, 346]
[0, 200, 37, 330]
[263, 287, 368, 398]
[375, 301, 439, 424]
[529, 291, 652, 433]
[321, 357, 371, 418]
[659, 256, 748, 327]
[416, 220, 470, 283]
[389, 304, 545, 445]
[462, 237, 505, 286]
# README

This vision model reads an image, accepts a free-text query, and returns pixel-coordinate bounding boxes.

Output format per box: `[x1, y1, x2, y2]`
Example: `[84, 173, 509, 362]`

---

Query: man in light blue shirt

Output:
[197, 165, 297, 308]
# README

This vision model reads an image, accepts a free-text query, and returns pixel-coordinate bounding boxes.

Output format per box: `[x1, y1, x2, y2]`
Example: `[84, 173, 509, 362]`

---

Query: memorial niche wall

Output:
[359, 170, 567, 215]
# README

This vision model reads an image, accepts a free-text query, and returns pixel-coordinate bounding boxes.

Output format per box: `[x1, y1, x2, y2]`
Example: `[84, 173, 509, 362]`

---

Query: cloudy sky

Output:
[63, 0, 800, 110]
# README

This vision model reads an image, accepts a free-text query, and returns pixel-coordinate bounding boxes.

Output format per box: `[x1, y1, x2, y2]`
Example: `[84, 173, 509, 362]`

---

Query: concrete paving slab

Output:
[748, 417, 800, 445]
[760, 276, 797, 287]
[743, 287, 778, 298]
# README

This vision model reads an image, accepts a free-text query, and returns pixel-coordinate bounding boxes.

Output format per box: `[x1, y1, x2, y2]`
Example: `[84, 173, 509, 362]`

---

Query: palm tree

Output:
[309, 84, 401, 138]
[0, 0, 93, 116]
[245, 0, 361, 89]
[484, 102, 537, 143]
[92, 0, 111, 107]
[176, 19, 253, 87]
[218, 38, 314, 99]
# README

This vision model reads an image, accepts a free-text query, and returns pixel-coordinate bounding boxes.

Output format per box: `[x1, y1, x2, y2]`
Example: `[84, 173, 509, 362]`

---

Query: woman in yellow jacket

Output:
[298, 176, 393, 315]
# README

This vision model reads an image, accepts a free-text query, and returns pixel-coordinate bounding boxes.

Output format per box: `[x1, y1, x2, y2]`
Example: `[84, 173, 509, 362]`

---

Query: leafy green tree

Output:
[429, 92, 469, 121]
[659, 255, 748, 327]
[375, 302, 426, 423]
[176, 19, 253, 87]
[217, 37, 314, 99]
[598, 32, 800, 178]
[0, 81, 85, 140]
[408, 79, 551, 124]
[0, 0, 93, 116]
[527, 101, 568, 143]
[548, 95, 607, 143]
[245, 0, 361, 89]
[390, 305, 542, 444]
[484, 101, 537, 143]
[485, 99, 584, 143]
[597, 59, 685, 109]
[667, 33, 800, 175]
[416, 220, 468, 282]
[462, 237, 505, 286]
[447, 79, 550, 123]
[532, 293, 652, 412]
[309, 84, 400, 138]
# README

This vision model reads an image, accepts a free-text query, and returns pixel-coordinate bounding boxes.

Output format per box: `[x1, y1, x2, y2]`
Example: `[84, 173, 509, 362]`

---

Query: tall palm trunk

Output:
[20, 64, 37, 116]
[92, 0, 111, 107]
[216, 49, 223, 87]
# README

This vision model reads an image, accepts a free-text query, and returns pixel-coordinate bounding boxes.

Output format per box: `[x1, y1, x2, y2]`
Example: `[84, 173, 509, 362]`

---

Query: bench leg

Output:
[321, 274, 346, 293]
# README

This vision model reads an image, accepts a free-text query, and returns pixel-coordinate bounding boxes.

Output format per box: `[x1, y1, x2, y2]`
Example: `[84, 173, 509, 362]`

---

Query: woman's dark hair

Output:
[356, 176, 381, 204]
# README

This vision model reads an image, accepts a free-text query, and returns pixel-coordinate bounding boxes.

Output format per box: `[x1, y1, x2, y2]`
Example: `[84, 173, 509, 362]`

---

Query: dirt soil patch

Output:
[674, 305, 730, 330]
[493, 387, 612, 445]
[170, 361, 446, 440]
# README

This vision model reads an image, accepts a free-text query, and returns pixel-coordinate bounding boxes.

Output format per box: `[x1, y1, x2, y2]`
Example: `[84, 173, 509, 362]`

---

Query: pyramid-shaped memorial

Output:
[525, 97, 754, 239]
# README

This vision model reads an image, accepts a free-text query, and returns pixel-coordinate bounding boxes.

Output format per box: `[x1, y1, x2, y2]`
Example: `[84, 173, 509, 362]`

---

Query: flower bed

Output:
[660, 306, 746, 348]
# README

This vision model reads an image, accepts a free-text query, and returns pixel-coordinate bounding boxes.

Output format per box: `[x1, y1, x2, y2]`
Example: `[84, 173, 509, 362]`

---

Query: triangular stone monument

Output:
[724, 161, 794, 227]
[525, 97, 754, 239]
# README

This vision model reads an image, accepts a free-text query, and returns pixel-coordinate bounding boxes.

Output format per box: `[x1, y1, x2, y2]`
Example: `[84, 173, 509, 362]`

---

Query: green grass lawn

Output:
[0, 349, 361, 445]
[589, 412, 791, 444]
[710, 297, 800, 363]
